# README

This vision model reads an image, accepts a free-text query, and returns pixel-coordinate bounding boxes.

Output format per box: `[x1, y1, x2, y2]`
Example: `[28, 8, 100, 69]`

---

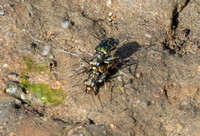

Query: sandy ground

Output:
[0, 0, 200, 135]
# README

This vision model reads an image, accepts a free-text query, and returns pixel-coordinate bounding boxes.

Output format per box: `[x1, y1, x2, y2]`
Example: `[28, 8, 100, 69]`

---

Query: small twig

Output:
[92, 34, 100, 44]
[119, 76, 125, 93]
[118, 39, 127, 48]
[28, 32, 50, 46]
[27, 29, 80, 56]
[75, 49, 82, 55]
[70, 70, 87, 80]
[119, 70, 128, 77]
[128, 67, 135, 78]
[74, 61, 85, 71]
[52, 48, 79, 56]
[84, 50, 94, 57]
[110, 81, 115, 103]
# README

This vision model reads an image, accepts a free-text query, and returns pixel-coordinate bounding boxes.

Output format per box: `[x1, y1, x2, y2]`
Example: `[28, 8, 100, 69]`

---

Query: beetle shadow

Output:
[109, 42, 141, 76]
[114, 42, 141, 60]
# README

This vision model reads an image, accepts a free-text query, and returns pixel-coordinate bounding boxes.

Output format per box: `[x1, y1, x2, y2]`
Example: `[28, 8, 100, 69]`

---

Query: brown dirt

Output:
[0, 0, 200, 136]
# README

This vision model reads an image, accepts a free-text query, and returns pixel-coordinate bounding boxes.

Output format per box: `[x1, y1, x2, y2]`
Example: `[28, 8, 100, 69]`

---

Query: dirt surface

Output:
[0, 0, 200, 135]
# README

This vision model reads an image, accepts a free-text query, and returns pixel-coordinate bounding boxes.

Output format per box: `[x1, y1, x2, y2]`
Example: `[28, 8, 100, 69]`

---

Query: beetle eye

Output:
[91, 83, 95, 87]
[98, 79, 103, 83]
[87, 87, 91, 91]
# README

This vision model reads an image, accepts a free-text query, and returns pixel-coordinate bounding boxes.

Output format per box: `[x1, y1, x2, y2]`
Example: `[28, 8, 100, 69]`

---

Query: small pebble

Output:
[144, 100, 151, 106]
[6, 31, 13, 37]
[61, 21, 69, 28]
[107, 0, 112, 6]
[145, 34, 151, 38]
[109, 12, 113, 16]
[43, 45, 51, 55]
[3, 64, 8, 67]
[20, 93, 26, 101]
[0, 10, 5, 16]
[6, 86, 18, 94]
[181, 101, 188, 106]
[49, 54, 55, 59]
[176, 123, 183, 131]
[137, 99, 141, 103]
[117, 75, 122, 81]
[136, 73, 142, 79]
[13, 99, 22, 106]
[110, 124, 116, 129]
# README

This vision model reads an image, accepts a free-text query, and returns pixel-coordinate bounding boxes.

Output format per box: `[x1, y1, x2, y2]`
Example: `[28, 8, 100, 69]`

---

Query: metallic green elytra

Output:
[89, 38, 118, 67]
[94, 38, 118, 54]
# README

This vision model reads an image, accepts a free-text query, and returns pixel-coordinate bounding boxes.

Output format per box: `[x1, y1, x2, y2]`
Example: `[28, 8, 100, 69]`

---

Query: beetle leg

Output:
[93, 86, 98, 95]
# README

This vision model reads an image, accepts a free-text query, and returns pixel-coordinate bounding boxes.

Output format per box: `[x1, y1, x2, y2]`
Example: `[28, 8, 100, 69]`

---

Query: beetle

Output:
[89, 38, 119, 67]
[84, 57, 120, 95]
[94, 38, 118, 54]
[84, 70, 100, 95]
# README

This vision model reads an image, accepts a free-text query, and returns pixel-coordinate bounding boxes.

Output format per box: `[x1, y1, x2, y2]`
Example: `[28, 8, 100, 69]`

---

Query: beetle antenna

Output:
[97, 93, 103, 110]
[91, 92, 99, 110]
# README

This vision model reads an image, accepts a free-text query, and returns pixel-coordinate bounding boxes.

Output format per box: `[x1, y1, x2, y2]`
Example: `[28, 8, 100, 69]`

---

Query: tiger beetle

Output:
[85, 57, 121, 95]
[84, 70, 101, 95]
[84, 38, 126, 95]
[89, 38, 123, 68]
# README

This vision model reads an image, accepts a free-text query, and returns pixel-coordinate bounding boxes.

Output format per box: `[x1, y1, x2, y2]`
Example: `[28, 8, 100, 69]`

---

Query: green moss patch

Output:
[21, 76, 66, 105]
[23, 57, 47, 72]
[21, 75, 31, 90]
[30, 83, 66, 105]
